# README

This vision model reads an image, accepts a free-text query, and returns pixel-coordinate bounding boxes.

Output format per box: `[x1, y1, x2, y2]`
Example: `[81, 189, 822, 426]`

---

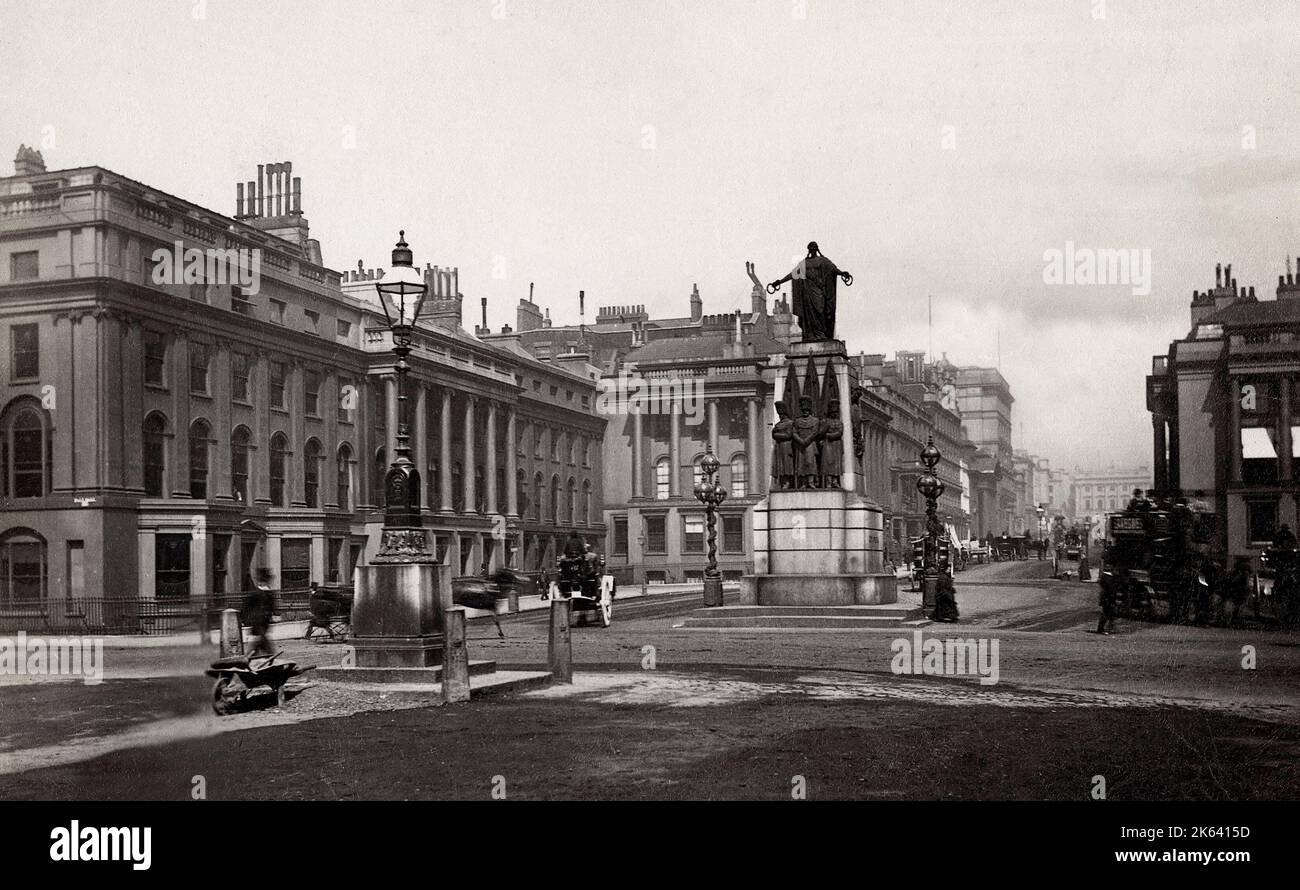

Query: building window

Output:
[582, 438, 591, 467]
[336, 318, 352, 338]
[723, 515, 745, 553]
[373, 386, 386, 430]
[189, 282, 208, 303]
[567, 478, 577, 524]
[533, 472, 544, 521]
[551, 476, 561, 524]
[270, 299, 286, 325]
[144, 331, 166, 386]
[551, 431, 561, 462]
[305, 370, 321, 417]
[9, 251, 39, 281]
[655, 457, 670, 500]
[189, 343, 210, 394]
[0, 530, 47, 608]
[304, 438, 323, 508]
[683, 515, 705, 554]
[336, 444, 353, 510]
[231, 352, 250, 402]
[155, 534, 190, 599]
[270, 433, 289, 507]
[644, 515, 666, 553]
[143, 413, 168, 497]
[10, 324, 38, 380]
[281, 539, 311, 590]
[475, 466, 486, 513]
[568, 435, 577, 465]
[189, 420, 211, 499]
[304, 309, 320, 335]
[583, 480, 592, 525]
[231, 286, 253, 316]
[270, 361, 286, 409]
[1247, 500, 1278, 545]
[534, 427, 545, 459]
[375, 448, 389, 507]
[3, 404, 49, 498]
[231, 426, 251, 503]
[730, 454, 747, 497]
[612, 517, 628, 556]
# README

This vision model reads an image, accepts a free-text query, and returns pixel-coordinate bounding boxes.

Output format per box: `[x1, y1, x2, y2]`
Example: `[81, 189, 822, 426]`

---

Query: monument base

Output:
[350, 561, 450, 668]
[739, 572, 896, 606]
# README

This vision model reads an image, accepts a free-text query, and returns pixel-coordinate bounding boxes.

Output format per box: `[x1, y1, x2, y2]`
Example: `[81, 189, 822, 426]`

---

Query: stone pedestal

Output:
[350, 562, 451, 668]
[743, 488, 896, 606]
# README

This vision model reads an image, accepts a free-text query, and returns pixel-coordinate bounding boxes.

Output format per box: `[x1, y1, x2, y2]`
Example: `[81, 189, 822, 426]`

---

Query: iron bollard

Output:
[547, 597, 573, 683]
[441, 606, 471, 703]
[219, 608, 244, 658]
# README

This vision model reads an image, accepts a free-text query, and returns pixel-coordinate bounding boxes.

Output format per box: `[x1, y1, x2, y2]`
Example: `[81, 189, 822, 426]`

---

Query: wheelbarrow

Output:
[206, 651, 315, 715]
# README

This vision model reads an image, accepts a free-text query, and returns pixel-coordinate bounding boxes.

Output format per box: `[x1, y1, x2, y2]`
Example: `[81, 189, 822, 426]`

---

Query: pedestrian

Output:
[1225, 557, 1250, 628]
[243, 568, 276, 656]
[1096, 568, 1118, 635]
[932, 573, 960, 622]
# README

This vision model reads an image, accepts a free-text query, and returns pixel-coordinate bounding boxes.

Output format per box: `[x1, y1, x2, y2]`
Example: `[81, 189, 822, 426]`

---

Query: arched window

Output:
[582, 480, 592, 525]
[189, 419, 211, 499]
[304, 438, 323, 508]
[516, 469, 527, 517]
[143, 412, 169, 498]
[270, 433, 289, 507]
[2, 402, 51, 498]
[0, 528, 46, 608]
[550, 475, 561, 524]
[566, 477, 577, 524]
[533, 471, 544, 521]
[230, 426, 251, 503]
[655, 457, 670, 500]
[730, 454, 748, 497]
[337, 444, 353, 510]
[372, 447, 387, 505]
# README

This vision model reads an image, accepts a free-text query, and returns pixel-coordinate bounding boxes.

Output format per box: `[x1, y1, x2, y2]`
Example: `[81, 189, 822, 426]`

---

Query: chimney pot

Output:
[236, 182, 244, 217]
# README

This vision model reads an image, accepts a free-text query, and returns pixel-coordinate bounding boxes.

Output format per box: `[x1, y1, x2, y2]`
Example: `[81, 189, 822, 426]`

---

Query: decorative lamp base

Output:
[703, 576, 724, 607]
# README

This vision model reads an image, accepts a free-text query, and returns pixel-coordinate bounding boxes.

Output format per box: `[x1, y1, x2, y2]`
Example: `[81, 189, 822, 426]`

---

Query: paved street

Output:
[2, 560, 1298, 800]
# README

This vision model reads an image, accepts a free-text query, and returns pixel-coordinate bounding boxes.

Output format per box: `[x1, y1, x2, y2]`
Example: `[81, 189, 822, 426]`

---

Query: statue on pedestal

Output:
[766, 242, 853, 342]
[792, 396, 824, 489]
[820, 416, 843, 489]
[771, 400, 795, 490]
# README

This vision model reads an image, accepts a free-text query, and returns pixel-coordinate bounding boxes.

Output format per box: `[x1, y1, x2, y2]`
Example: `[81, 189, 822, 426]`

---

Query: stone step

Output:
[469, 670, 554, 697]
[316, 659, 497, 684]
[678, 604, 927, 629]
[692, 605, 921, 619]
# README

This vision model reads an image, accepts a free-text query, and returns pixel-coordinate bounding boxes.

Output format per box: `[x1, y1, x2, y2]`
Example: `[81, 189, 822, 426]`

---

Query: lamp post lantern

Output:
[915, 436, 946, 611]
[372, 230, 431, 562]
[694, 443, 727, 606]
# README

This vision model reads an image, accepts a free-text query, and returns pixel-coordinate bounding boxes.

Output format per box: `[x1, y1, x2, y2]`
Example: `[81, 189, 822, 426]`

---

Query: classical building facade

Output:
[0, 149, 602, 620]
[1148, 261, 1300, 563]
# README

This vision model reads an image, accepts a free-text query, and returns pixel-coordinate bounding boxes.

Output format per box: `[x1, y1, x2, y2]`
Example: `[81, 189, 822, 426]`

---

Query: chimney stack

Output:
[481, 296, 488, 329]
[13, 144, 46, 176]
[256, 164, 264, 216]
[292, 176, 301, 213]
[284, 161, 293, 214]
[236, 182, 244, 217]
[1215, 263, 1222, 288]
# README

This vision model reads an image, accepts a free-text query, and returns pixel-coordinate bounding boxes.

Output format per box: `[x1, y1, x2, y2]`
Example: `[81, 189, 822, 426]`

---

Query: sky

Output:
[4, 0, 1300, 471]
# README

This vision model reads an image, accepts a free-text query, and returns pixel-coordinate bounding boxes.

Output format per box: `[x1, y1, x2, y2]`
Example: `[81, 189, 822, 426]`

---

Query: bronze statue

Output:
[791, 396, 823, 489]
[771, 400, 795, 490]
[820, 416, 843, 488]
[850, 385, 865, 460]
[767, 242, 853, 342]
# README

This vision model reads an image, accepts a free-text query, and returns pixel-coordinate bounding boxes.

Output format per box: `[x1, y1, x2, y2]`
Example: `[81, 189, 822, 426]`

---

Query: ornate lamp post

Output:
[915, 436, 946, 611]
[372, 232, 432, 562]
[694, 443, 727, 606]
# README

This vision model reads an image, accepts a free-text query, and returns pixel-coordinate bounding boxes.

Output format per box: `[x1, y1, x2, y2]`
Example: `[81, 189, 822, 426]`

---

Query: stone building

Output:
[1147, 261, 1300, 563]
[0, 149, 601, 621]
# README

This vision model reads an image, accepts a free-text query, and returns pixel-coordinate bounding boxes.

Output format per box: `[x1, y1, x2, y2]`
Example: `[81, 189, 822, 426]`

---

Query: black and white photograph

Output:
[0, 0, 1295, 870]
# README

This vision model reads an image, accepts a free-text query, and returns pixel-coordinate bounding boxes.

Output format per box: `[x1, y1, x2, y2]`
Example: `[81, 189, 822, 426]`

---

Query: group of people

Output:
[771, 396, 844, 490]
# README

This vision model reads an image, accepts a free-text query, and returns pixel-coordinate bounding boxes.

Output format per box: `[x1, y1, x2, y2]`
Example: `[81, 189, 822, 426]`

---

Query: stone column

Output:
[669, 401, 681, 498]
[632, 410, 644, 498]
[463, 395, 477, 513]
[1153, 414, 1168, 492]
[385, 376, 399, 460]
[708, 399, 719, 458]
[747, 397, 760, 495]
[414, 382, 428, 504]
[138, 529, 156, 600]
[440, 388, 453, 512]
[836, 360, 856, 493]
[1280, 380, 1293, 483]
[1229, 376, 1242, 483]
[506, 406, 519, 516]
[486, 400, 499, 515]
